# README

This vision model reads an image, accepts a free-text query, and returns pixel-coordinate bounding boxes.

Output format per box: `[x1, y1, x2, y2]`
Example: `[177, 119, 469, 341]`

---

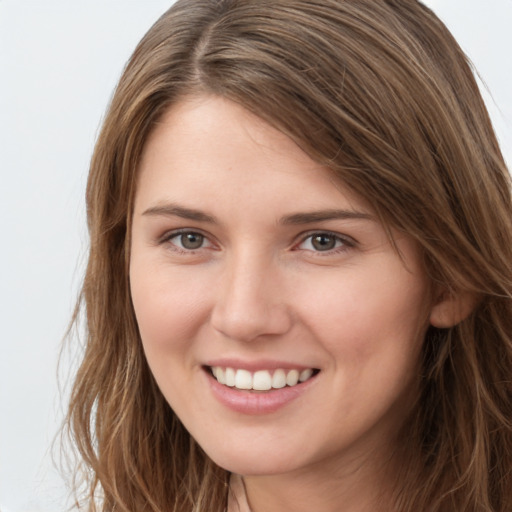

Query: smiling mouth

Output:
[207, 366, 320, 391]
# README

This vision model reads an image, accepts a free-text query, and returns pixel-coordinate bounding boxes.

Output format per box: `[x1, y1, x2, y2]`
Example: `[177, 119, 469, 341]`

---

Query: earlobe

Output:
[429, 289, 478, 328]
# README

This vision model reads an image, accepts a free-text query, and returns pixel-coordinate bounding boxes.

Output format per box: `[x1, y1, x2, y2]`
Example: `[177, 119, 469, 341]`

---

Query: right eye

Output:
[173, 232, 206, 250]
[162, 230, 214, 253]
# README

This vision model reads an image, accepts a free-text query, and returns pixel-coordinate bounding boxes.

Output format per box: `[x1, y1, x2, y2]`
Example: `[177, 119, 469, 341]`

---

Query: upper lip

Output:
[204, 358, 318, 372]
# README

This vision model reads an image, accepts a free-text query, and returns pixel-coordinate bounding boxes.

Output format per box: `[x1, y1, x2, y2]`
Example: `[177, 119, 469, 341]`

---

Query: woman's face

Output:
[130, 95, 431, 478]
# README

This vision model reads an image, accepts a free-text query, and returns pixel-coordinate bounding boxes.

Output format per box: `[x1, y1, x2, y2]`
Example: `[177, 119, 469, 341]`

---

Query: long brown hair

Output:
[65, 1, 512, 510]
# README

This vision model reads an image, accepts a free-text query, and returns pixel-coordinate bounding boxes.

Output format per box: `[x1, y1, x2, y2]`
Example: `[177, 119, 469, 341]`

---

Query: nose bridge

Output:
[211, 246, 291, 342]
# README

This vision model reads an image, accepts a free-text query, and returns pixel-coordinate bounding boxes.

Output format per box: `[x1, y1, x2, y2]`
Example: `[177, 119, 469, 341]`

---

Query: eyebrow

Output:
[142, 204, 217, 223]
[142, 202, 373, 225]
[281, 209, 374, 225]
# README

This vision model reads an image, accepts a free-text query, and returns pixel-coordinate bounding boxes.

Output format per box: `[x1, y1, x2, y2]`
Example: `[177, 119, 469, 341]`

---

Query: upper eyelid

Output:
[159, 229, 217, 254]
[157, 228, 357, 250]
[295, 230, 357, 246]
[154, 230, 210, 254]
[159, 227, 211, 243]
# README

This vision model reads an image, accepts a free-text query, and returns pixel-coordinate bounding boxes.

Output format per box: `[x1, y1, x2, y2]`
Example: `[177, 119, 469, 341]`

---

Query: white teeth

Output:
[216, 367, 226, 385]
[271, 369, 287, 389]
[211, 366, 315, 390]
[299, 368, 313, 382]
[225, 367, 236, 387]
[235, 369, 253, 390]
[286, 369, 299, 386]
[253, 370, 272, 391]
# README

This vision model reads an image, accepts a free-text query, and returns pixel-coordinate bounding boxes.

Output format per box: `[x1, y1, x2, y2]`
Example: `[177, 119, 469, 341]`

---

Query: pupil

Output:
[312, 234, 335, 251]
[181, 233, 203, 249]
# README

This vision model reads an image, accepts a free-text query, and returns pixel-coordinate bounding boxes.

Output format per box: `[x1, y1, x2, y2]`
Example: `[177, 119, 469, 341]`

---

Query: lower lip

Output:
[205, 369, 317, 415]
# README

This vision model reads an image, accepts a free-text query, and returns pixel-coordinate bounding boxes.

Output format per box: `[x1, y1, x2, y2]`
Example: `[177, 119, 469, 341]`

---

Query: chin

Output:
[204, 444, 302, 476]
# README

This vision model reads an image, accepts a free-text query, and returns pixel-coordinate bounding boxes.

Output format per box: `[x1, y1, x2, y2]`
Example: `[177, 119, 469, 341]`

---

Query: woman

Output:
[65, 0, 512, 510]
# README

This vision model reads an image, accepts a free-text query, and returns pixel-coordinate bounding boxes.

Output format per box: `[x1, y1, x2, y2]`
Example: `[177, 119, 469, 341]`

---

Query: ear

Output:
[429, 288, 478, 328]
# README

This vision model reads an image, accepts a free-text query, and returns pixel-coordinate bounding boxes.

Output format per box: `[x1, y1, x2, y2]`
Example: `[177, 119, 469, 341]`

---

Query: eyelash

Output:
[294, 231, 355, 255]
[159, 229, 356, 255]
[159, 229, 215, 254]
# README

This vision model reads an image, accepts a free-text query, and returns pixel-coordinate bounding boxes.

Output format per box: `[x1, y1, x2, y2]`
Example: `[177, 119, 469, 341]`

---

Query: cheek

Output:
[130, 265, 215, 409]
[297, 266, 429, 361]
[303, 269, 428, 426]
[130, 264, 211, 356]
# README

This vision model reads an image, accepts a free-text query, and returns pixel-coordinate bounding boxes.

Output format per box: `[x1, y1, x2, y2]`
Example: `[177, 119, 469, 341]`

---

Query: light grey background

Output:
[0, 1, 511, 511]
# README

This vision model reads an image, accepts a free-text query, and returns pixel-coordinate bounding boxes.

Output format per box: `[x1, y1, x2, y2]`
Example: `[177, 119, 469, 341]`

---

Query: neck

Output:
[242, 445, 399, 512]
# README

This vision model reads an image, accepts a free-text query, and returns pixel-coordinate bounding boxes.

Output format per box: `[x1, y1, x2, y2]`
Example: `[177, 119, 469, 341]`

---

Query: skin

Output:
[130, 95, 435, 512]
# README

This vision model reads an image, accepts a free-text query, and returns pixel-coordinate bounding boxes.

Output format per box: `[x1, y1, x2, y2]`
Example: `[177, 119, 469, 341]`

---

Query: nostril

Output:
[211, 303, 293, 343]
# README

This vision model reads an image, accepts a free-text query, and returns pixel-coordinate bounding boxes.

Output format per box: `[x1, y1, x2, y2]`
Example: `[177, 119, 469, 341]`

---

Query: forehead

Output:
[135, 95, 372, 217]
[140, 95, 317, 175]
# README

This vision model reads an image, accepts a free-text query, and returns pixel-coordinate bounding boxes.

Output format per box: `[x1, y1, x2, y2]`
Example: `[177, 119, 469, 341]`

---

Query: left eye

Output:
[169, 231, 209, 250]
[298, 233, 348, 252]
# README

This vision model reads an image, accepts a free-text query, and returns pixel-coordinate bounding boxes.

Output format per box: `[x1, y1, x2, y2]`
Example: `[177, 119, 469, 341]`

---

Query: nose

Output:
[211, 251, 292, 343]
